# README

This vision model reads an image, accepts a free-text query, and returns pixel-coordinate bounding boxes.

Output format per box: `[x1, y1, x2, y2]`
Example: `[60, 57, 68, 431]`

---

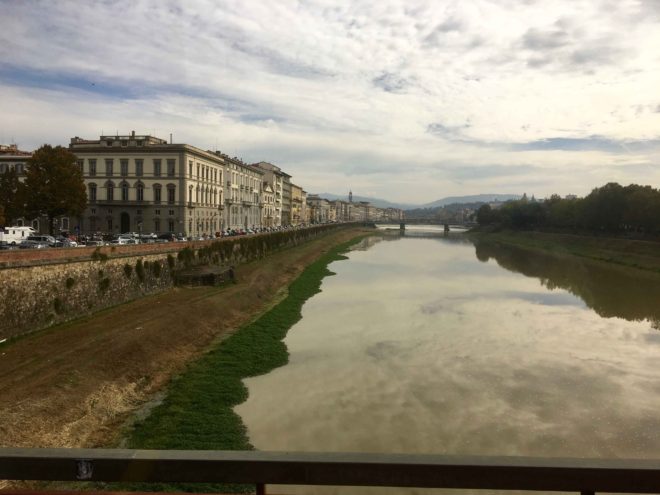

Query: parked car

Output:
[19, 240, 50, 249]
[27, 235, 56, 247]
[85, 240, 105, 247]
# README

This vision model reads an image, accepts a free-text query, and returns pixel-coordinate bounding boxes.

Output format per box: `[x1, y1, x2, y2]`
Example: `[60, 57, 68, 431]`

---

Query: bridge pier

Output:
[400, 222, 405, 231]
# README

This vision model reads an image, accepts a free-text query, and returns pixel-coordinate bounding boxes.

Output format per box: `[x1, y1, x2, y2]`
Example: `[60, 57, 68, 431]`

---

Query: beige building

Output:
[291, 183, 304, 226]
[252, 161, 284, 226]
[261, 182, 276, 227]
[70, 133, 226, 237]
[218, 153, 263, 230]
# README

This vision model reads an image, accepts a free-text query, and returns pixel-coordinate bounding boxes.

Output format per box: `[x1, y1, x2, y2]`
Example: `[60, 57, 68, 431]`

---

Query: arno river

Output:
[235, 227, 660, 494]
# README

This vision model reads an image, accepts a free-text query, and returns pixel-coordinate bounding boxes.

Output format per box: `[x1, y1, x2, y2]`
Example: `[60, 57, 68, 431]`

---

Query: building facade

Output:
[70, 133, 226, 237]
[219, 153, 263, 230]
[253, 161, 284, 227]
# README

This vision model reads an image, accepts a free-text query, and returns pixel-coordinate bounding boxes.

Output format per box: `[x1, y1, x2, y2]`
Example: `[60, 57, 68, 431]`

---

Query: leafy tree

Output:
[0, 205, 5, 226]
[25, 145, 87, 234]
[0, 168, 26, 226]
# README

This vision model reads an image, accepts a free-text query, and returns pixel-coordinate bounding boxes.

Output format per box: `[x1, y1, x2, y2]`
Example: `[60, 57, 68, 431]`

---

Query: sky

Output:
[1, 0, 659, 205]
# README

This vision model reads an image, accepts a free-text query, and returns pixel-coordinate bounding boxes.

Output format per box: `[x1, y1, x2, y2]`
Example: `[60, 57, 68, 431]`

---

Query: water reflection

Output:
[236, 236, 660, 494]
[473, 239, 660, 326]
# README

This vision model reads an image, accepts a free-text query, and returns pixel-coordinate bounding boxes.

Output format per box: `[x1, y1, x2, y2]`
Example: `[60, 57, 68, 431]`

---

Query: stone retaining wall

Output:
[0, 224, 352, 341]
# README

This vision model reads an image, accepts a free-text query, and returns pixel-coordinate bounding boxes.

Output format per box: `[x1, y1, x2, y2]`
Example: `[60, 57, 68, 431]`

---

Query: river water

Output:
[235, 228, 660, 493]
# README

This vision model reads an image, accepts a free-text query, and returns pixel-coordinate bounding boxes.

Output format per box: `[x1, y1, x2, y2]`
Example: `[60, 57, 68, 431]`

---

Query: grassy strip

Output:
[469, 230, 660, 273]
[106, 235, 366, 493]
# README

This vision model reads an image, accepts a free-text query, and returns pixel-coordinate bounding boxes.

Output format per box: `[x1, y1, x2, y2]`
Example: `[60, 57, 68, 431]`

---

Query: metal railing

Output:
[3, 448, 660, 494]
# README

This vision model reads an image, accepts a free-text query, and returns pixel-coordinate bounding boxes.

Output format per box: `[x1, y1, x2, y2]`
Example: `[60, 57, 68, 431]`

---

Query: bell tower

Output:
[349, 190, 353, 203]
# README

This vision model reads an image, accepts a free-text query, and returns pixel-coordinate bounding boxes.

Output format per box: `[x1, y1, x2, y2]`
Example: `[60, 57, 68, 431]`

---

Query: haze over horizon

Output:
[1, 0, 659, 204]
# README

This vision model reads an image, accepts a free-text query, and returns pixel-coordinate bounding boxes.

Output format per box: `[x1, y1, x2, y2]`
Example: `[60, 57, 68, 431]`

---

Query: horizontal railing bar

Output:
[2, 448, 660, 492]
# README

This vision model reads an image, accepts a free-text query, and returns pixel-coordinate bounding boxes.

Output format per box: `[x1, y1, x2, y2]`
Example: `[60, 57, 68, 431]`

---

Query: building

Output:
[291, 183, 304, 226]
[307, 194, 330, 223]
[262, 182, 276, 227]
[70, 132, 226, 237]
[281, 174, 292, 226]
[218, 153, 262, 230]
[252, 162, 286, 227]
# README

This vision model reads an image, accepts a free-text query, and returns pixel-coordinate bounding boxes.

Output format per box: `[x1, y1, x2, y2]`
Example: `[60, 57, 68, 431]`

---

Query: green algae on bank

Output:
[111, 236, 367, 492]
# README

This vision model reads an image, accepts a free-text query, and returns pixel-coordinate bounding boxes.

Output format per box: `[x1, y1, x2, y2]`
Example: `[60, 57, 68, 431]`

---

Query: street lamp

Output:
[137, 221, 143, 244]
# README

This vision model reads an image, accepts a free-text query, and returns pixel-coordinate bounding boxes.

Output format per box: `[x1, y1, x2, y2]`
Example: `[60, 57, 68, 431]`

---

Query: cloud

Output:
[1, 0, 660, 203]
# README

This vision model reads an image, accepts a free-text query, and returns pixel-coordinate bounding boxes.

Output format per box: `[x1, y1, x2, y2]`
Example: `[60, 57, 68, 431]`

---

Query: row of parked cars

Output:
[0, 223, 319, 250]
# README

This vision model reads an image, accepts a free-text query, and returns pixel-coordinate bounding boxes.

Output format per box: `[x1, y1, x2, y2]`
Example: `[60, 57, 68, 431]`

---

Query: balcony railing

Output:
[3, 448, 660, 494]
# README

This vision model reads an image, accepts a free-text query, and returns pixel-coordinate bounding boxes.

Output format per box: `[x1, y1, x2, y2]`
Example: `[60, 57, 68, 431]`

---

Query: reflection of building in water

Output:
[473, 239, 660, 324]
[349, 235, 383, 251]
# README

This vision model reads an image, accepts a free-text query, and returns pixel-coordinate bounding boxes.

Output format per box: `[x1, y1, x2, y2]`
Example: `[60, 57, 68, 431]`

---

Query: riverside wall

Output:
[0, 224, 352, 340]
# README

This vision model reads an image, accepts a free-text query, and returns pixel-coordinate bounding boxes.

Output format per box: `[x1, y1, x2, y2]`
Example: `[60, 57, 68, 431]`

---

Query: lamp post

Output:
[137, 222, 142, 244]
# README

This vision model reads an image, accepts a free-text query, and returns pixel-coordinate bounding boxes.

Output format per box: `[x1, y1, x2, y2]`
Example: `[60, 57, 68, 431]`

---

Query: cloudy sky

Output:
[1, 0, 659, 204]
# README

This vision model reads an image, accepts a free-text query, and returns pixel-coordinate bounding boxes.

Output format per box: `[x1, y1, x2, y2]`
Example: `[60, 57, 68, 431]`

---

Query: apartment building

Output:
[70, 133, 225, 237]
[252, 161, 285, 227]
[219, 153, 263, 230]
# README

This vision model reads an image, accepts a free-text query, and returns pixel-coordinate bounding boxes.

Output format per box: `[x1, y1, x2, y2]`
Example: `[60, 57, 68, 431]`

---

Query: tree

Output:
[0, 168, 26, 226]
[25, 145, 87, 234]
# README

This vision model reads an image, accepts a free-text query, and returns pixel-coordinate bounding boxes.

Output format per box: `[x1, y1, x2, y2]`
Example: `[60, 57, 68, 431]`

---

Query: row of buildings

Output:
[0, 134, 404, 237]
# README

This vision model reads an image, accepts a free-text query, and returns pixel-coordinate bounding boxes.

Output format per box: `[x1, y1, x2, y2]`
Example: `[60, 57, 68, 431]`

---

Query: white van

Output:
[0, 226, 37, 246]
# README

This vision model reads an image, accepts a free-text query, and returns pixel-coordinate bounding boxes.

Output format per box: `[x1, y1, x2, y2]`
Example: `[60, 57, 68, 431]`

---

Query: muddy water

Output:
[235, 232, 660, 493]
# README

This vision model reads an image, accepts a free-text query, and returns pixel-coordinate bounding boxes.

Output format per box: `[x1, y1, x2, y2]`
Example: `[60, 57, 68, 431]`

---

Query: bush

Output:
[135, 259, 145, 282]
[65, 277, 75, 289]
[124, 263, 133, 278]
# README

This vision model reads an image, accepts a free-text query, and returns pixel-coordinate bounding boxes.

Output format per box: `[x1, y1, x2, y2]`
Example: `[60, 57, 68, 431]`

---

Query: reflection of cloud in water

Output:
[237, 236, 660, 495]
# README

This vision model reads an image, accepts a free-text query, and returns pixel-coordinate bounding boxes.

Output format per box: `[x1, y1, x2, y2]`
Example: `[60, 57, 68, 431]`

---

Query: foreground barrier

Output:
[3, 448, 660, 494]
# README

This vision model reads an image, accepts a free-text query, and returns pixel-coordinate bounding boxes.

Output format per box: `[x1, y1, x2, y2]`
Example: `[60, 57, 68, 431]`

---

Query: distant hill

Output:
[421, 194, 520, 208]
[311, 193, 520, 211]
[313, 193, 415, 210]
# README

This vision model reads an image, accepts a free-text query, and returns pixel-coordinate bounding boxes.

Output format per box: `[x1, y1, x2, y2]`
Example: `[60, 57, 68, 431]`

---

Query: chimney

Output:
[131, 130, 135, 137]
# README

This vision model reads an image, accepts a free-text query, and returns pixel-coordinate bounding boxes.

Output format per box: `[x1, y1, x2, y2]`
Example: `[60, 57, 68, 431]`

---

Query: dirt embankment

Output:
[0, 228, 369, 449]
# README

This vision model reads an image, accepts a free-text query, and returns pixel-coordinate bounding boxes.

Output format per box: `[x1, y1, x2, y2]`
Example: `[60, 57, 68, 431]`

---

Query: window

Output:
[167, 159, 176, 176]
[121, 140, 127, 147]
[89, 183, 97, 201]
[169, 209, 175, 216]
[167, 185, 176, 204]
[77, 159, 83, 173]
[136, 183, 144, 202]
[168, 220, 175, 232]
[137, 140, 143, 146]
[61, 218, 69, 231]
[107, 183, 114, 201]
[155, 209, 160, 215]
[91, 208, 96, 214]
[154, 218, 161, 232]
[106, 140, 113, 146]
[154, 159, 161, 177]
[89, 159, 97, 177]
[189, 160, 193, 176]
[107, 218, 113, 231]
[32, 219, 39, 230]
[121, 183, 129, 201]
[136, 159, 143, 176]
[105, 159, 114, 176]
[154, 184, 162, 203]
[120, 159, 128, 176]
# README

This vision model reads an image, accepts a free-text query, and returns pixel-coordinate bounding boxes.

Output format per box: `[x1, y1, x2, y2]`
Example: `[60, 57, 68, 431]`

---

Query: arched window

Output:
[121, 181, 129, 201]
[88, 183, 97, 202]
[106, 181, 115, 201]
[188, 185, 193, 203]
[136, 183, 144, 202]
[167, 184, 176, 204]
[153, 183, 162, 203]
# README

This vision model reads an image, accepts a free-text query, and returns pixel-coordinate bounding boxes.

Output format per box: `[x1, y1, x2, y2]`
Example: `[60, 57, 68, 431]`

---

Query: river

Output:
[235, 228, 660, 494]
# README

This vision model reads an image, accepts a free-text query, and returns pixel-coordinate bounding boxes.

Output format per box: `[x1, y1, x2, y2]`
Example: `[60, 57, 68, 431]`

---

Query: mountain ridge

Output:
[312, 192, 520, 210]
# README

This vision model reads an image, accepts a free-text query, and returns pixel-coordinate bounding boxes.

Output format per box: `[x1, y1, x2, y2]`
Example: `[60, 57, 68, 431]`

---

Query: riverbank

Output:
[468, 230, 660, 273]
[0, 227, 371, 452]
